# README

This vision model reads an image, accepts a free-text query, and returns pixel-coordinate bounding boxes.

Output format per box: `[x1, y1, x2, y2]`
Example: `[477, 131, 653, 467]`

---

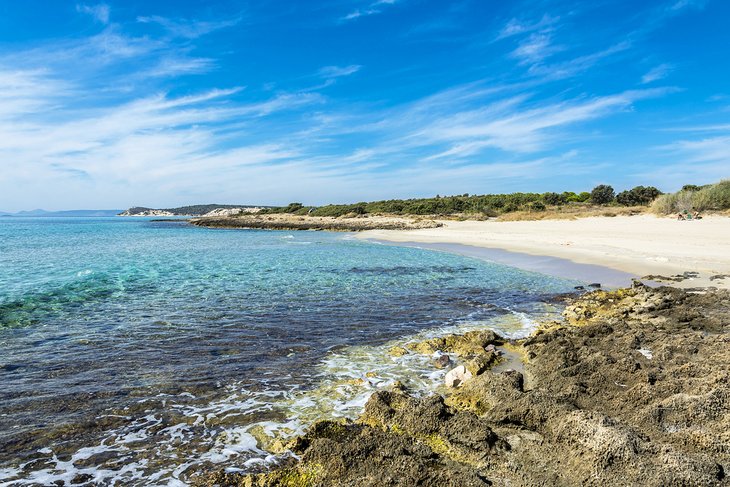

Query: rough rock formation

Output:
[196, 285, 730, 486]
[189, 214, 442, 232]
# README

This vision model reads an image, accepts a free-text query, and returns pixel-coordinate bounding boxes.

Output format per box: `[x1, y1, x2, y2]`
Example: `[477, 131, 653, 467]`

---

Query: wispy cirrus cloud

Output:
[342, 0, 399, 21]
[76, 3, 110, 24]
[319, 64, 361, 78]
[637, 131, 730, 187]
[661, 134, 730, 164]
[527, 41, 632, 80]
[668, 0, 708, 12]
[511, 33, 562, 65]
[496, 14, 559, 40]
[641, 63, 672, 84]
[136, 15, 242, 39]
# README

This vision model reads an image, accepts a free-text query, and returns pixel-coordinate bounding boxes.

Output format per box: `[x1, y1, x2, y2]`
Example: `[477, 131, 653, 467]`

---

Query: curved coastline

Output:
[191, 226, 730, 486]
[365, 239, 638, 289]
[356, 215, 730, 290]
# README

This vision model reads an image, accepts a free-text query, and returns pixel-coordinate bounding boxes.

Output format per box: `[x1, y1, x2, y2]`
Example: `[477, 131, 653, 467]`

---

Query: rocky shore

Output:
[195, 284, 729, 486]
[189, 214, 442, 232]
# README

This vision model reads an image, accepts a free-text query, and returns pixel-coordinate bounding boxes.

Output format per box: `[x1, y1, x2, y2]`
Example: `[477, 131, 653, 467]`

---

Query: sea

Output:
[0, 217, 581, 486]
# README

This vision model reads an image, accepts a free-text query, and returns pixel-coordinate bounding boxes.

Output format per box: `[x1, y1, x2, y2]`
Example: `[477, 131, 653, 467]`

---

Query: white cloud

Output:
[527, 42, 631, 80]
[641, 63, 672, 84]
[408, 88, 671, 158]
[140, 57, 216, 78]
[662, 135, 730, 163]
[342, 0, 398, 21]
[318, 65, 361, 78]
[497, 14, 559, 40]
[136, 15, 241, 39]
[76, 3, 110, 24]
[669, 0, 708, 12]
[511, 33, 561, 65]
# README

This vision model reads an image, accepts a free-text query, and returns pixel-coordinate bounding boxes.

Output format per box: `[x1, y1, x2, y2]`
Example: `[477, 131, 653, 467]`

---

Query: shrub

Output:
[542, 192, 565, 206]
[681, 184, 702, 192]
[284, 202, 304, 213]
[529, 201, 546, 212]
[578, 192, 591, 202]
[562, 191, 585, 203]
[590, 185, 615, 205]
[651, 180, 730, 214]
[692, 180, 730, 210]
[616, 186, 662, 206]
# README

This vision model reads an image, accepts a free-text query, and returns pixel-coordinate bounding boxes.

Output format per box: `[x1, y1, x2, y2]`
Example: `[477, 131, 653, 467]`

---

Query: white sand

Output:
[358, 215, 730, 289]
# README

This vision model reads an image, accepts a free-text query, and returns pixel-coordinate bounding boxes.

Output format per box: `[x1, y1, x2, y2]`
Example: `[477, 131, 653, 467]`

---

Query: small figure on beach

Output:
[693, 211, 703, 220]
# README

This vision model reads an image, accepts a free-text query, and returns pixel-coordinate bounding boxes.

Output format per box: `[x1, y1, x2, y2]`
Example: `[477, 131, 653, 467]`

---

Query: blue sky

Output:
[0, 0, 728, 210]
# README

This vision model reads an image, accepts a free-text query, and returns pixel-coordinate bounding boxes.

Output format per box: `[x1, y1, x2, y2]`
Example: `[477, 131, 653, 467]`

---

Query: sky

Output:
[0, 0, 728, 211]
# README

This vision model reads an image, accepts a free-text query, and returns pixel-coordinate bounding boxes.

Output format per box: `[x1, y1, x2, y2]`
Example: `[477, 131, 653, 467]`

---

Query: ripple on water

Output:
[0, 218, 579, 485]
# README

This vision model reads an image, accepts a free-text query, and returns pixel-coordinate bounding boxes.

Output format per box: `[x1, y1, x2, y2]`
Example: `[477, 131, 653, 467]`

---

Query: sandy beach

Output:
[358, 215, 730, 289]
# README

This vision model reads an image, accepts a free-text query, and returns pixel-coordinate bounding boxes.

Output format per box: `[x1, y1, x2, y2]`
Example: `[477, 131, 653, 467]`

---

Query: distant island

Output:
[0, 209, 122, 217]
[118, 204, 270, 217]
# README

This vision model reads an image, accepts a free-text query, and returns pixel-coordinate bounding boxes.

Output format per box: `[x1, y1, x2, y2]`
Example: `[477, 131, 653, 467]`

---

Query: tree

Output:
[616, 186, 662, 206]
[681, 184, 702, 192]
[284, 202, 304, 213]
[591, 185, 615, 205]
[542, 192, 565, 206]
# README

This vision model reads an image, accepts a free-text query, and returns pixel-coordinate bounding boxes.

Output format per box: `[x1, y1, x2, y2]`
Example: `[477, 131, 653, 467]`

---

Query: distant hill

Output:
[119, 204, 270, 217]
[1, 209, 122, 217]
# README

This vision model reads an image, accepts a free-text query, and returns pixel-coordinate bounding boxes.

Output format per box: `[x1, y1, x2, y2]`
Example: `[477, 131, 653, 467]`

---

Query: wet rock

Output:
[203, 286, 730, 487]
[433, 354, 451, 369]
[388, 346, 408, 357]
[409, 330, 504, 357]
[588, 282, 602, 288]
[71, 473, 94, 484]
[463, 351, 501, 376]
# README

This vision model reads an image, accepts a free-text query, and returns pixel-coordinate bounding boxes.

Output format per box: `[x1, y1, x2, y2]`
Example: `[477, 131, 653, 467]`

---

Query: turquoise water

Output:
[0, 217, 580, 485]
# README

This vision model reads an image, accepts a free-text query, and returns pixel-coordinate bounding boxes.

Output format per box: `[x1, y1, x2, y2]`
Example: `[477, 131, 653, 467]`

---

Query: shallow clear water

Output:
[0, 217, 580, 486]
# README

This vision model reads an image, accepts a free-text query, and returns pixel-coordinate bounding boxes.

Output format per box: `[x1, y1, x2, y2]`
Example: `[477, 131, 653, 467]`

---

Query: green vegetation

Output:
[259, 184, 664, 218]
[651, 180, 730, 215]
[615, 186, 662, 206]
[590, 184, 616, 205]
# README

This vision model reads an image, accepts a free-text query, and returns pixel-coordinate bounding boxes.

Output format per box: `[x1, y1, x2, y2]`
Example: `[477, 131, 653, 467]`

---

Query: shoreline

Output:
[357, 214, 730, 290]
[368, 239, 638, 288]
[207, 284, 730, 486]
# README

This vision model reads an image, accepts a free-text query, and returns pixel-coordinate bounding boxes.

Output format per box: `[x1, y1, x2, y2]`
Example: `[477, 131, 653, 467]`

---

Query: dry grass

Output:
[497, 206, 647, 221]
[651, 180, 730, 215]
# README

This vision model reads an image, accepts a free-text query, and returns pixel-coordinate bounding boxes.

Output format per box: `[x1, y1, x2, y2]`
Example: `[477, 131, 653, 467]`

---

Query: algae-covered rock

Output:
[359, 391, 506, 465]
[387, 345, 408, 357]
[463, 351, 501, 376]
[214, 410, 493, 486]
[408, 330, 504, 358]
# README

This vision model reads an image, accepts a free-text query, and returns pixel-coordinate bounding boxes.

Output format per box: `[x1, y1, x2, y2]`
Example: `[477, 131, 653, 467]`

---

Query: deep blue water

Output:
[0, 217, 580, 486]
